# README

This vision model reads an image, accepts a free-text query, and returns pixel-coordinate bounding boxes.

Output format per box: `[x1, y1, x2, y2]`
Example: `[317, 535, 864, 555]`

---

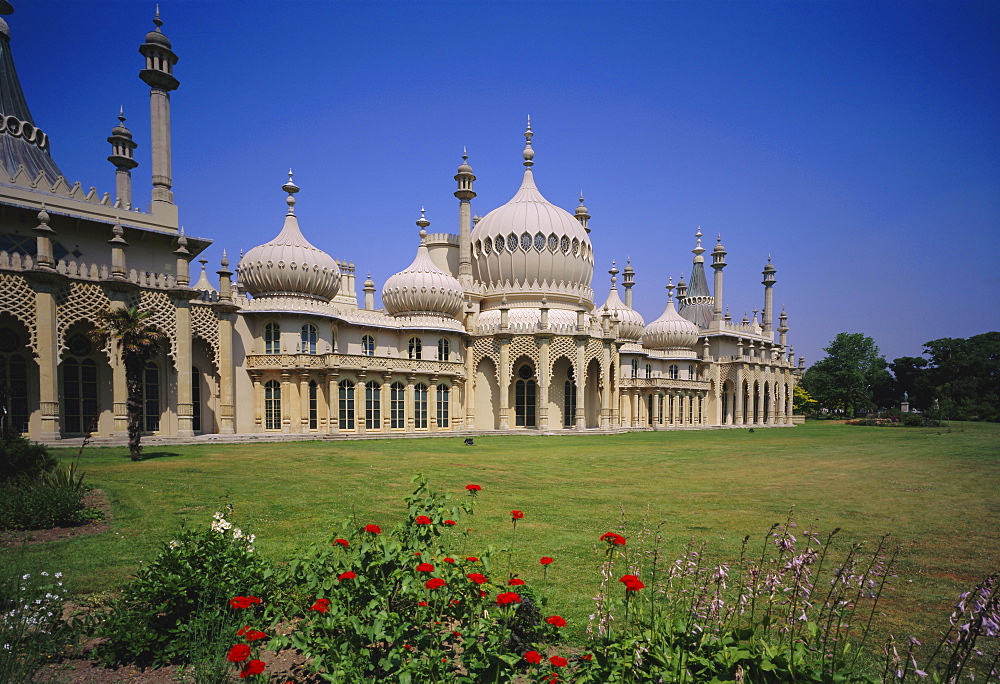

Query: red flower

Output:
[580, 654, 593, 661]
[229, 596, 261, 609]
[452, 630, 462, 638]
[508, 578, 525, 586]
[415, 515, 432, 525]
[540, 556, 554, 565]
[243, 629, 267, 641]
[550, 655, 568, 668]
[600, 532, 626, 546]
[338, 571, 356, 581]
[620, 574, 645, 591]
[364, 524, 381, 534]
[310, 599, 329, 613]
[496, 592, 521, 605]
[417, 600, 428, 606]
[443, 557, 455, 564]
[239, 659, 265, 678]
[479, 590, 488, 598]
[511, 510, 524, 520]
[466, 573, 488, 585]
[416, 563, 435, 573]
[545, 615, 567, 627]
[425, 578, 447, 590]
[443, 520, 457, 526]
[227, 643, 251, 662]
[450, 599, 461, 605]
[524, 650, 543, 664]
[466, 556, 479, 562]
[333, 538, 349, 547]
[465, 484, 481, 492]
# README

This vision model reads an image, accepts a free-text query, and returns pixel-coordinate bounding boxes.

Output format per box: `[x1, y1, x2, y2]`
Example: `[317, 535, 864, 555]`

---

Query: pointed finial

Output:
[176, 226, 188, 250]
[282, 169, 299, 213]
[118, 106, 125, 125]
[666, 277, 675, 302]
[522, 115, 534, 167]
[609, 261, 619, 287]
[153, 4, 163, 30]
[463, 146, 468, 160]
[37, 202, 50, 227]
[221, 249, 229, 268]
[416, 206, 430, 240]
[199, 257, 208, 270]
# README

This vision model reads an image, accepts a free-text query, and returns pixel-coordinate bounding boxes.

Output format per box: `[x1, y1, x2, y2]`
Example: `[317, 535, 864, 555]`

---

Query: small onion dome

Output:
[144, 13, 172, 48]
[111, 110, 131, 138]
[642, 288, 699, 350]
[599, 265, 644, 341]
[240, 173, 341, 302]
[382, 210, 465, 318]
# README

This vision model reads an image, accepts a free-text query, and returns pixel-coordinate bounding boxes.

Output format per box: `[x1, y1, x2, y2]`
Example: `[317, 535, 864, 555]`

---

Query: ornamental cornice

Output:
[245, 353, 466, 378]
[619, 378, 710, 390]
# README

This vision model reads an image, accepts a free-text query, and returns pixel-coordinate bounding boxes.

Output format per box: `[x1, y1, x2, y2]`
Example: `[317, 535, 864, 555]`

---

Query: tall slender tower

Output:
[454, 149, 475, 290]
[761, 256, 776, 336]
[711, 234, 727, 321]
[575, 193, 591, 234]
[622, 258, 635, 308]
[107, 108, 138, 209]
[139, 8, 179, 219]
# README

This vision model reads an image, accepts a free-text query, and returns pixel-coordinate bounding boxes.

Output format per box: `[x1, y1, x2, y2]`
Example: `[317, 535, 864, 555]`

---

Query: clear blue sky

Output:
[8, 1, 999, 366]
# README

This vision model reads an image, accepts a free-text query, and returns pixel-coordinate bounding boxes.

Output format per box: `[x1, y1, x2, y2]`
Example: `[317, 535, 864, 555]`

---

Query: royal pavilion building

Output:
[0, 7, 802, 443]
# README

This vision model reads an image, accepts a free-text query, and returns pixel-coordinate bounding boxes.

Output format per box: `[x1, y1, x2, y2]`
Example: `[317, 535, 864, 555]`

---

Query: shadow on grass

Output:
[137, 452, 182, 460]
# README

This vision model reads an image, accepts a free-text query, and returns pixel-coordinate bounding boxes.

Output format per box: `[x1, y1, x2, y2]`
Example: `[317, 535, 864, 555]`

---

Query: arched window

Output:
[308, 380, 318, 430]
[63, 333, 99, 435]
[515, 364, 536, 427]
[365, 382, 381, 430]
[631, 359, 639, 378]
[564, 367, 577, 428]
[191, 366, 202, 433]
[645, 363, 652, 379]
[437, 338, 450, 361]
[0, 328, 29, 434]
[390, 381, 405, 429]
[668, 364, 679, 380]
[338, 380, 355, 430]
[414, 383, 428, 428]
[361, 334, 375, 356]
[688, 365, 696, 380]
[142, 362, 160, 432]
[264, 322, 280, 354]
[436, 384, 449, 428]
[408, 337, 422, 360]
[301, 324, 318, 354]
[264, 380, 281, 430]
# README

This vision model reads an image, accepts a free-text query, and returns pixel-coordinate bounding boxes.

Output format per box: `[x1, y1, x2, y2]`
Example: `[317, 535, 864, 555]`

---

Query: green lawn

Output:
[4, 421, 998, 646]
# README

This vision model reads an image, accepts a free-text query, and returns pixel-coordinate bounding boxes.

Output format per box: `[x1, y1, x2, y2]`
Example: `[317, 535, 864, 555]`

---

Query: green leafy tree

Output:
[801, 333, 890, 417]
[792, 384, 817, 415]
[92, 307, 165, 461]
[888, 356, 931, 410]
[922, 332, 1000, 421]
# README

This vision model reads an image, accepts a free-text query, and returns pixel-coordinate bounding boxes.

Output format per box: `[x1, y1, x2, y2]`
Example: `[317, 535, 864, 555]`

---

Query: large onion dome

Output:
[239, 172, 341, 302]
[642, 281, 699, 351]
[382, 210, 465, 318]
[599, 263, 644, 341]
[471, 119, 594, 307]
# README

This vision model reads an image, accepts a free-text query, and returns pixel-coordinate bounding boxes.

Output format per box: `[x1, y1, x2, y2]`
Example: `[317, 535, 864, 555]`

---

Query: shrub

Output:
[94, 507, 271, 668]
[0, 433, 56, 485]
[0, 481, 91, 530]
[0, 560, 71, 683]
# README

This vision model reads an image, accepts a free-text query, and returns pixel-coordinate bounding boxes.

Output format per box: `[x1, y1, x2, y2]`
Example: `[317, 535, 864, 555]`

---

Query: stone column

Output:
[498, 337, 510, 430]
[631, 391, 639, 428]
[464, 339, 475, 429]
[734, 373, 744, 425]
[280, 371, 292, 433]
[755, 382, 764, 425]
[429, 379, 438, 431]
[537, 336, 550, 430]
[249, 371, 263, 432]
[174, 295, 194, 437]
[316, 371, 328, 432]
[32, 279, 61, 439]
[653, 391, 661, 426]
[328, 373, 340, 434]
[575, 338, 586, 429]
[382, 375, 392, 432]
[299, 372, 311, 433]
[217, 311, 236, 434]
[406, 374, 415, 433]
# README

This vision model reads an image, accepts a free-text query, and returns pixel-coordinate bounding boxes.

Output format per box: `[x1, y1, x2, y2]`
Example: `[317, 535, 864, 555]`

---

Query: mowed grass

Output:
[5, 421, 998, 645]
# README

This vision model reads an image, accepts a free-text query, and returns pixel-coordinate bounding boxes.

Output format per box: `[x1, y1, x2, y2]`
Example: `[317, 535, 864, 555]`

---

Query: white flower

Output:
[246, 545, 255, 553]
[248, 534, 256, 544]
[169, 540, 181, 549]
[54, 573, 62, 579]
[21, 574, 29, 580]
[232, 527, 243, 540]
[40, 571, 49, 577]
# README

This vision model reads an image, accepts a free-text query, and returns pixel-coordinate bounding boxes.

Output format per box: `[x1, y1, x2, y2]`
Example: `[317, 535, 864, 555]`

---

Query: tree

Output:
[922, 332, 1000, 422]
[888, 356, 931, 410]
[792, 385, 817, 414]
[92, 307, 165, 461]
[801, 333, 890, 417]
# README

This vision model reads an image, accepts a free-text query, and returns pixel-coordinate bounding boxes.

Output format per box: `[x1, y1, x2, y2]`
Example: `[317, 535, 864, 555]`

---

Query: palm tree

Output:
[92, 307, 166, 461]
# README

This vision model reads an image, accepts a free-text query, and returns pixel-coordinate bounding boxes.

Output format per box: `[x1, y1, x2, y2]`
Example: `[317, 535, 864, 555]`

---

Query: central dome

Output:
[471, 121, 594, 308]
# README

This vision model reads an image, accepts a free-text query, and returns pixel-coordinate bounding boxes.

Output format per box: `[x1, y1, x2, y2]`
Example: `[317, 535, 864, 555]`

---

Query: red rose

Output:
[600, 532, 627, 546]
[466, 556, 479, 562]
[466, 573, 488, 585]
[524, 650, 543, 664]
[416, 563, 434, 572]
[443, 557, 455, 564]
[511, 510, 524, 520]
[443, 520, 457, 526]
[619, 574, 645, 591]
[415, 515, 432, 525]
[508, 578, 525, 586]
[496, 592, 521, 605]
[465, 484, 481, 492]
[364, 524, 381, 534]
[239, 659, 265, 678]
[425, 578, 447, 590]
[545, 615, 566, 627]
[338, 571, 356, 581]
[540, 556, 554, 565]
[227, 643, 251, 662]
[333, 538, 349, 547]
[550, 655, 568, 667]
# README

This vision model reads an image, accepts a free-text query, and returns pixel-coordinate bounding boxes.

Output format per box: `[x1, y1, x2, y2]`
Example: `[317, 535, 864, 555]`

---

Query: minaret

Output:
[139, 7, 179, 214]
[711, 234, 727, 321]
[363, 273, 376, 310]
[454, 148, 476, 289]
[107, 108, 138, 210]
[778, 307, 789, 351]
[676, 272, 687, 299]
[762, 255, 776, 335]
[575, 192, 590, 234]
[622, 258, 635, 308]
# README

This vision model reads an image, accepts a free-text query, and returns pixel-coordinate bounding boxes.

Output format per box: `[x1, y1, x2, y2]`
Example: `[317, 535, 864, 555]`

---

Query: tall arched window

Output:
[264, 322, 280, 354]
[436, 384, 449, 428]
[362, 334, 375, 356]
[191, 366, 202, 432]
[688, 364, 696, 380]
[668, 364, 679, 380]
[408, 337, 422, 360]
[0, 328, 29, 434]
[142, 362, 160, 432]
[63, 333, 99, 435]
[437, 338, 450, 361]
[301, 324, 318, 354]
[338, 380, 355, 430]
[645, 363, 652, 379]
[390, 381, 405, 429]
[631, 359, 639, 378]
[515, 364, 536, 427]
[414, 383, 428, 428]
[264, 379, 281, 430]
[563, 367, 577, 428]
[365, 382, 381, 430]
[308, 380, 318, 430]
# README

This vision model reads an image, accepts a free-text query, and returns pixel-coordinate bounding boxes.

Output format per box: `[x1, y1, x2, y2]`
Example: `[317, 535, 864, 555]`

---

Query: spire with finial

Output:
[608, 260, 619, 288]
[140, 4, 179, 205]
[666, 276, 675, 302]
[622, 257, 635, 307]
[692, 226, 705, 260]
[522, 115, 534, 167]
[416, 206, 430, 241]
[574, 191, 591, 233]
[283, 169, 299, 214]
[455, 147, 476, 289]
[108, 107, 138, 209]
